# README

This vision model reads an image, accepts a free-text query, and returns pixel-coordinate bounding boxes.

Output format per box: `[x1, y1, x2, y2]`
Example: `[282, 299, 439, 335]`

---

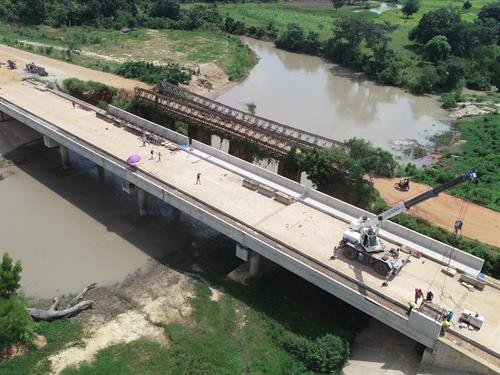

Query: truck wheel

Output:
[343, 246, 358, 260]
[374, 261, 390, 276]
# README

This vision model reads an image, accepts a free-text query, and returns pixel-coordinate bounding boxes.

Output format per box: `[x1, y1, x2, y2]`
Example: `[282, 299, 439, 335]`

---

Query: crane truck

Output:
[339, 168, 478, 277]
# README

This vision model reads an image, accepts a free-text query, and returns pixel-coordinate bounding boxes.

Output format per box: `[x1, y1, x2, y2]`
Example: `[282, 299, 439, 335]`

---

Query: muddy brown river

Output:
[218, 37, 450, 161]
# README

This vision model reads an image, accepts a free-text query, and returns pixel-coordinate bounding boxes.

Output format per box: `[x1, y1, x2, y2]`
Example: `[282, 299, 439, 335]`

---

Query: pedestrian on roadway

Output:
[72, 101, 75, 109]
[414, 288, 423, 304]
[196, 172, 201, 185]
[454, 219, 463, 236]
[150, 149, 154, 160]
[157, 151, 161, 162]
[426, 291, 434, 302]
[141, 134, 147, 147]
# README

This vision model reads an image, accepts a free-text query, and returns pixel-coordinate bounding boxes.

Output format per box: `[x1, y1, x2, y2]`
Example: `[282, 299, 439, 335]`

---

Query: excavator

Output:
[339, 168, 478, 276]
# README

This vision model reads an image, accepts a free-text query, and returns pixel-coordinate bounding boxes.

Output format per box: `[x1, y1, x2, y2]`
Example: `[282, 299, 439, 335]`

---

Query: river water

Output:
[0, 140, 215, 297]
[218, 37, 450, 161]
[1, 39, 452, 297]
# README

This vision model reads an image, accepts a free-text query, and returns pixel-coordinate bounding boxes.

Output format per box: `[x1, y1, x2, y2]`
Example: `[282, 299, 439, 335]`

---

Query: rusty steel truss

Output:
[134, 82, 344, 156]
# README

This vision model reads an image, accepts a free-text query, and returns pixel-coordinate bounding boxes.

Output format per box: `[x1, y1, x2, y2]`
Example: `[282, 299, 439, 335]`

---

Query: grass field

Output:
[0, 23, 255, 80]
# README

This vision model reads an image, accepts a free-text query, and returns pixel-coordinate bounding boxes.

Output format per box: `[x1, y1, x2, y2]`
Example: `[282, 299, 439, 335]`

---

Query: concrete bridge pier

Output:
[96, 165, 105, 181]
[188, 124, 212, 145]
[0, 110, 13, 122]
[228, 244, 263, 284]
[138, 188, 148, 217]
[59, 145, 70, 170]
[228, 139, 254, 163]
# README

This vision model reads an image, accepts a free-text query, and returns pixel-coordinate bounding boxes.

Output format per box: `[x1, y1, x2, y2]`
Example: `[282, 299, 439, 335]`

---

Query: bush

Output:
[410, 65, 440, 94]
[0, 296, 35, 348]
[62, 78, 118, 105]
[463, 1, 472, 10]
[465, 72, 491, 91]
[283, 334, 349, 374]
[0, 253, 35, 348]
[115, 61, 191, 85]
[441, 91, 462, 109]
[424, 35, 451, 62]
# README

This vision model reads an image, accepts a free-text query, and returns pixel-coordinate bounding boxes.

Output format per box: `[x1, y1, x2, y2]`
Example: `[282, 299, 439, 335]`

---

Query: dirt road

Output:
[374, 178, 500, 248]
[0, 44, 148, 91]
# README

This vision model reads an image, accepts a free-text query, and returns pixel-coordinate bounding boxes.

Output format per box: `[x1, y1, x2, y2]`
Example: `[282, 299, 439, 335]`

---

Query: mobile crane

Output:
[339, 168, 478, 276]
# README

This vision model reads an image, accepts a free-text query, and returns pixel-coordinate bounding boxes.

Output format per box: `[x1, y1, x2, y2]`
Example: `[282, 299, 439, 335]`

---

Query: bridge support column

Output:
[96, 165, 105, 181]
[188, 125, 212, 145]
[277, 159, 301, 182]
[59, 145, 70, 170]
[228, 244, 264, 284]
[138, 188, 148, 217]
[228, 139, 254, 163]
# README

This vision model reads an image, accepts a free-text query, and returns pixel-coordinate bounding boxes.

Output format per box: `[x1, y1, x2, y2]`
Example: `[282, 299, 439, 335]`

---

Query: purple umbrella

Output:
[126, 154, 141, 164]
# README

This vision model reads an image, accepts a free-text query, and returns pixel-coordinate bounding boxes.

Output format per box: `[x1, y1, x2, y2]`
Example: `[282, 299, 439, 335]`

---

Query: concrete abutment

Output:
[59, 145, 70, 170]
[137, 188, 148, 217]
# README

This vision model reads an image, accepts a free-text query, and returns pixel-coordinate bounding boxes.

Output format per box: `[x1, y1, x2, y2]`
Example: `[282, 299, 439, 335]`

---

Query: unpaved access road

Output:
[0, 44, 148, 91]
[374, 178, 500, 248]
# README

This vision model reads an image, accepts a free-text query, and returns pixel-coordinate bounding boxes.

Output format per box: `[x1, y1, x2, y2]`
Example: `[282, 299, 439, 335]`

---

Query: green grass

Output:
[410, 113, 500, 211]
[0, 319, 83, 375]
[0, 23, 255, 80]
[54, 266, 364, 375]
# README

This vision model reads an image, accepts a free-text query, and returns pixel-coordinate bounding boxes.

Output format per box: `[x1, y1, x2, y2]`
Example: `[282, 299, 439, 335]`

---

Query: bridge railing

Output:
[140, 83, 344, 149]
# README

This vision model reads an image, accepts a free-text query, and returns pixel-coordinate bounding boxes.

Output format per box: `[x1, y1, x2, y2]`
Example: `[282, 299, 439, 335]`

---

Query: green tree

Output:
[424, 35, 452, 62]
[0, 253, 35, 348]
[11, 0, 46, 24]
[409, 8, 462, 45]
[463, 1, 472, 10]
[275, 23, 306, 53]
[401, 0, 420, 19]
[330, 0, 346, 10]
[151, 0, 180, 20]
[0, 253, 22, 299]
[478, 1, 500, 22]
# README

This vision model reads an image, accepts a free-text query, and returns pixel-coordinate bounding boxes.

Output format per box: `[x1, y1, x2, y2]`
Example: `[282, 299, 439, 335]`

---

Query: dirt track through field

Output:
[0, 44, 148, 91]
[374, 178, 500, 248]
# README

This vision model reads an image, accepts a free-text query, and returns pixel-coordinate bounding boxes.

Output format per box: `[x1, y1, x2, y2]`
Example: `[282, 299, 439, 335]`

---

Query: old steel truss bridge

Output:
[134, 82, 344, 156]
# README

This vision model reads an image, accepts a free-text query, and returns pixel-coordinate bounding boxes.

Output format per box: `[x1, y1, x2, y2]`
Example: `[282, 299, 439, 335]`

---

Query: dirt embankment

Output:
[42, 263, 202, 374]
[1, 43, 237, 99]
[374, 178, 500, 248]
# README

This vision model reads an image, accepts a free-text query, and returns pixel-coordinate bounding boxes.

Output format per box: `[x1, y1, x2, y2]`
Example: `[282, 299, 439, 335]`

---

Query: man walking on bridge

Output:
[196, 173, 201, 185]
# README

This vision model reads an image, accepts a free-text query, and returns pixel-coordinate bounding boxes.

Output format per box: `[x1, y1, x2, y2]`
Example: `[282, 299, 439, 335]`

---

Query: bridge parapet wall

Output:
[192, 140, 306, 195]
[54, 103, 483, 275]
[108, 105, 189, 146]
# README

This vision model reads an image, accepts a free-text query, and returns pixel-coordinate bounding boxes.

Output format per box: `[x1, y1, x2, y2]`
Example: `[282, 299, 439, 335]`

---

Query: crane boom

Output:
[366, 167, 478, 227]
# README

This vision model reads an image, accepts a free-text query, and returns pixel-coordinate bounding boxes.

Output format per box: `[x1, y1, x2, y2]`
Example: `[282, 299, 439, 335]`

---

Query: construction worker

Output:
[150, 149, 154, 160]
[157, 151, 161, 162]
[454, 219, 463, 235]
[414, 288, 423, 304]
[426, 291, 434, 302]
[141, 134, 147, 147]
[196, 172, 201, 185]
[440, 319, 451, 336]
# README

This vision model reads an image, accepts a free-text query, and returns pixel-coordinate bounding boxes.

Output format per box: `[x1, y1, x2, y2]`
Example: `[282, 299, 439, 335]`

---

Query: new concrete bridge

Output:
[0, 81, 498, 374]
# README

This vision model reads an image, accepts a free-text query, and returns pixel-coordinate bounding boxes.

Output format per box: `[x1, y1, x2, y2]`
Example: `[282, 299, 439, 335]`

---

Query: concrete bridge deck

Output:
[0, 80, 498, 371]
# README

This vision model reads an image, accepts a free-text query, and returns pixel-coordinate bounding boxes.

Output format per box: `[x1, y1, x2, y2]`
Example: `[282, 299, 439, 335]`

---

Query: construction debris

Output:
[7, 60, 16, 69]
[25, 62, 48, 77]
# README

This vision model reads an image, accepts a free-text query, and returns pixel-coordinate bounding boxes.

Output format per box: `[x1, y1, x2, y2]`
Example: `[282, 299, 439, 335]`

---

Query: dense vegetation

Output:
[0, 253, 35, 350]
[218, 1, 500, 93]
[401, 113, 500, 211]
[62, 78, 117, 106]
[1, 1, 497, 92]
[115, 60, 191, 85]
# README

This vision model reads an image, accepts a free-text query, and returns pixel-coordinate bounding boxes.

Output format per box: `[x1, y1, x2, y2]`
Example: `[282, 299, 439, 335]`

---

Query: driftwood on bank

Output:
[27, 283, 96, 321]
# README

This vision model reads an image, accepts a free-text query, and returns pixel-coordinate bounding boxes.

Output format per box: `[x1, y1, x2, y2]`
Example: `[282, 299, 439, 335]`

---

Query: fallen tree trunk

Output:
[26, 283, 95, 321]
